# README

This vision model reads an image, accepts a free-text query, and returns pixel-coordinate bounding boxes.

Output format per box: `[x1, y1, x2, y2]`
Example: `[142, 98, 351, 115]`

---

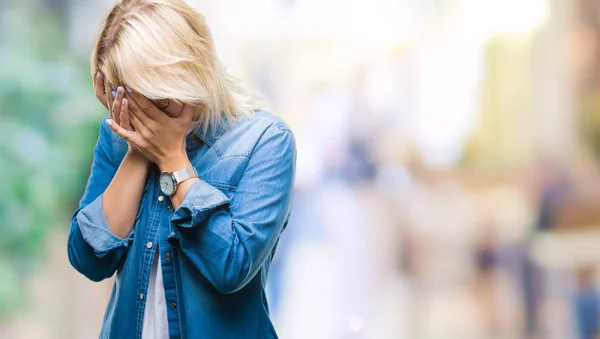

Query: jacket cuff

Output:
[170, 180, 230, 228]
[76, 194, 133, 258]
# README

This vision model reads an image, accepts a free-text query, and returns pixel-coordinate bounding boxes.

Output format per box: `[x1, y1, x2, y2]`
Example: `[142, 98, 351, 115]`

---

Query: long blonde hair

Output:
[91, 0, 258, 131]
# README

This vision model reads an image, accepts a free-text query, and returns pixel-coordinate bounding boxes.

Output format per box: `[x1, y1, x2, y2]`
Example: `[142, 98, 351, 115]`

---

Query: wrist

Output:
[125, 148, 149, 164]
[158, 151, 191, 173]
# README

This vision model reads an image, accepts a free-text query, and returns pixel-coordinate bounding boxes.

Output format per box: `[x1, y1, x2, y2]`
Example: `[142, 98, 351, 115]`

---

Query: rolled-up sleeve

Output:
[168, 126, 296, 294]
[67, 119, 132, 282]
[76, 193, 134, 258]
[170, 180, 230, 227]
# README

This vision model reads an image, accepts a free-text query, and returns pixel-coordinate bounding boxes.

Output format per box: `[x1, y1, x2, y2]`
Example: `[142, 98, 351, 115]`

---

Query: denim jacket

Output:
[67, 110, 296, 339]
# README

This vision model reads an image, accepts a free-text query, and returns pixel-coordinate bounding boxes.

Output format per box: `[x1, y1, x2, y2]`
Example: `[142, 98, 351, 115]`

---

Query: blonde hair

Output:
[91, 0, 258, 131]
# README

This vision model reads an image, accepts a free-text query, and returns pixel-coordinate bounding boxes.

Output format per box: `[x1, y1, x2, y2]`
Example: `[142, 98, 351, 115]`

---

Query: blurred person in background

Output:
[573, 267, 600, 339]
[66, 0, 296, 338]
[522, 160, 571, 338]
[474, 225, 502, 338]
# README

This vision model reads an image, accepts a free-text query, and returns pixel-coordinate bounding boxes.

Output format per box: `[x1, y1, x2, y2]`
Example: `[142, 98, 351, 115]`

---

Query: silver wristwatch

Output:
[159, 167, 199, 196]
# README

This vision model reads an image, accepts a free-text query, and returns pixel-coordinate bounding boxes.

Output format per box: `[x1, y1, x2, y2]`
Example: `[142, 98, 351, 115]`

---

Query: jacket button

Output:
[146, 242, 153, 249]
[158, 195, 165, 202]
[171, 303, 177, 309]
[165, 253, 172, 260]
[139, 293, 144, 300]
[167, 206, 172, 211]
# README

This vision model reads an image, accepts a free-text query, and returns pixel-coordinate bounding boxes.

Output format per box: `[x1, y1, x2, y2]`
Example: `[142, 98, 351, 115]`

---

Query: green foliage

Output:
[0, 5, 104, 318]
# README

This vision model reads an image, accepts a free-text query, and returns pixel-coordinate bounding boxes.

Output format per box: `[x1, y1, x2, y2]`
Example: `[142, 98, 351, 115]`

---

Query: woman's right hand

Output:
[95, 72, 131, 130]
[94, 72, 112, 113]
[95, 72, 142, 156]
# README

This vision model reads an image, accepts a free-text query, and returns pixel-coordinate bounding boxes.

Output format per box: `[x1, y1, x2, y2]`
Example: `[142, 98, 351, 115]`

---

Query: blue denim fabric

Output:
[67, 110, 295, 339]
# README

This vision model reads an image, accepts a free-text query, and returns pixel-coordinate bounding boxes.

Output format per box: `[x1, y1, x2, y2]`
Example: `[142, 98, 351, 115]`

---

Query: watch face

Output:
[159, 172, 175, 196]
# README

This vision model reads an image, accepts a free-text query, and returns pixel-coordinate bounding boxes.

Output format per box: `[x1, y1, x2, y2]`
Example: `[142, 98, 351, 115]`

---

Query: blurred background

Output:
[3, 0, 600, 338]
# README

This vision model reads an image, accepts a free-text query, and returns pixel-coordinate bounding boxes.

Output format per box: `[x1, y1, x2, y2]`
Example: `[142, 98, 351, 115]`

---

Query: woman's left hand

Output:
[107, 90, 195, 171]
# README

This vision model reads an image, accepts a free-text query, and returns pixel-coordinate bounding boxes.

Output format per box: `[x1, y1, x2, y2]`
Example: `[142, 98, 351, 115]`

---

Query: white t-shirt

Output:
[142, 246, 169, 339]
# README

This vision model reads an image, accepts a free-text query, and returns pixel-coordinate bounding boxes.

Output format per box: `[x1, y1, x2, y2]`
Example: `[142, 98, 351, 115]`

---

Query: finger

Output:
[178, 103, 195, 123]
[129, 109, 147, 133]
[104, 83, 119, 124]
[176, 104, 195, 131]
[127, 88, 167, 122]
[95, 72, 108, 110]
[106, 119, 138, 143]
[126, 92, 154, 127]
[111, 86, 125, 126]
[109, 85, 117, 110]
[120, 98, 132, 131]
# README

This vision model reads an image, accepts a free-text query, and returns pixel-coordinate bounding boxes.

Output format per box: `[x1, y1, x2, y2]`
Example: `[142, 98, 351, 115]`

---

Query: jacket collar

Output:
[190, 117, 231, 147]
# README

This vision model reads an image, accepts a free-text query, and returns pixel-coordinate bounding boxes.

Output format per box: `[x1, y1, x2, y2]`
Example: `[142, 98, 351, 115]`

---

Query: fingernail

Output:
[126, 87, 132, 93]
[96, 72, 101, 79]
[106, 119, 113, 126]
[122, 98, 127, 106]
[117, 87, 123, 94]
[112, 91, 116, 97]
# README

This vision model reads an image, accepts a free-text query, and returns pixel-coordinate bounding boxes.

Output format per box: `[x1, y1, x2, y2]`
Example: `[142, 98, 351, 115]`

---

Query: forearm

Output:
[103, 151, 149, 239]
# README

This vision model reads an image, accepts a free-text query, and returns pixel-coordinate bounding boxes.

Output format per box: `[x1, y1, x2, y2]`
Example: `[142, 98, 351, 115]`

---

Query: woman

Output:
[67, 1, 296, 338]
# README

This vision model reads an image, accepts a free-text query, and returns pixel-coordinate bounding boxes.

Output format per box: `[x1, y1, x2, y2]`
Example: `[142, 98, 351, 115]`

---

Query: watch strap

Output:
[171, 167, 199, 184]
